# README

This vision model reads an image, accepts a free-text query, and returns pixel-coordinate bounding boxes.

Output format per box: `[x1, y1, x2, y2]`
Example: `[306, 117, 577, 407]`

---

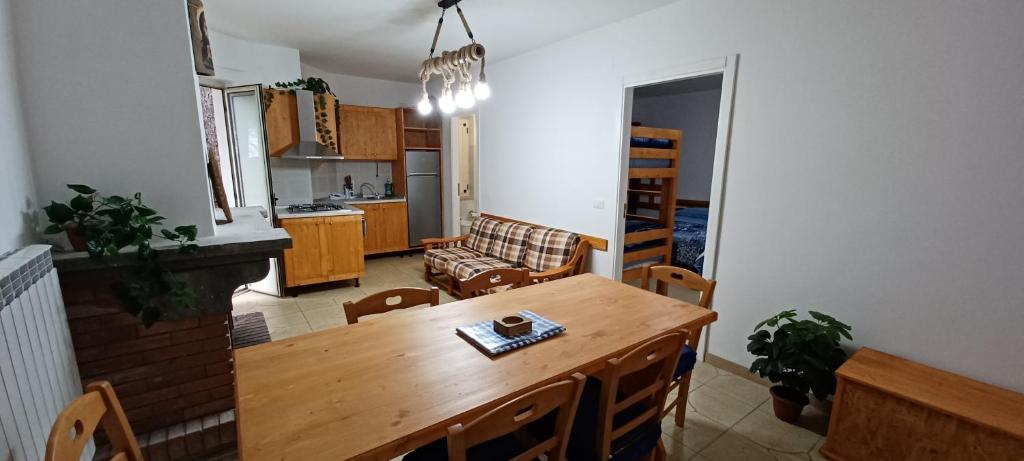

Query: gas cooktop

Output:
[286, 203, 348, 213]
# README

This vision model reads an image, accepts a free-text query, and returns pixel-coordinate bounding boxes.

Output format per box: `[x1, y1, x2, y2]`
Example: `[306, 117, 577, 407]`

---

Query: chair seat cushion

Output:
[402, 434, 535, 461]
[567, 377, 663, 461]
[424, 247, 485, 273]
[674, 345, 697, 380]
[447, 257, 517, 282]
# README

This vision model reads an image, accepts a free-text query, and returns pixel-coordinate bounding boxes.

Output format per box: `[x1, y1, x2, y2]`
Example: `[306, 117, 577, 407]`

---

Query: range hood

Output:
[278, 89, 343, 160]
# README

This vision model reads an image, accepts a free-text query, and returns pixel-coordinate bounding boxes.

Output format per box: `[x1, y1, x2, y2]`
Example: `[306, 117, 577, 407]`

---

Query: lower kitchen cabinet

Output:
[357, 202, 409, 255]
[280, 215, 365, 288]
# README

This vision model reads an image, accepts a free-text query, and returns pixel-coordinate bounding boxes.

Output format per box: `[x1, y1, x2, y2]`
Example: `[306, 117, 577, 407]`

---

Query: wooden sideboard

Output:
[822, 348, 1024, 460]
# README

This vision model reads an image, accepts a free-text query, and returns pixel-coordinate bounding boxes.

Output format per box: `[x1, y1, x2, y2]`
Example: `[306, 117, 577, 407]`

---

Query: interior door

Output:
[224, 85, 281, 296]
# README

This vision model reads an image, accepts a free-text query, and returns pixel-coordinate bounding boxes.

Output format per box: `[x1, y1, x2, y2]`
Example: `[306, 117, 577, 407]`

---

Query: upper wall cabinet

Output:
[338, 105, 398, 160]
[264, 89, 298, 156]
[263, 89, 339, 156]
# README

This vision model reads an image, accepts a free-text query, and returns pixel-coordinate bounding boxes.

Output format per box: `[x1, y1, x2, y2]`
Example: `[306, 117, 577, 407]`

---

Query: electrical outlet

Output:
[592, 199, 605, 210]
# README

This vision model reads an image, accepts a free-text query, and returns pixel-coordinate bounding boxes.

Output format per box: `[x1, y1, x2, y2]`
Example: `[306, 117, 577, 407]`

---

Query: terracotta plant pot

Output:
[65, 229, 89, 252]
[770, 385, 809, 423]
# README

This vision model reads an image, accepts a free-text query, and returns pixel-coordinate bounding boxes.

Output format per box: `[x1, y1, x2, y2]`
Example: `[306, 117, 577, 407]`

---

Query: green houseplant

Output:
[747, 309, 852, 423]
[43, 184, 199, 326]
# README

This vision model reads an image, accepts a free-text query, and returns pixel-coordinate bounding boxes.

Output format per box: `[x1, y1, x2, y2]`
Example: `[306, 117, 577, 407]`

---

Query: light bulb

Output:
[474, 81, 491, 100]
[455, 86, 475, 109]
[438, 90, 456, 114]
[416, 94, 433, 115]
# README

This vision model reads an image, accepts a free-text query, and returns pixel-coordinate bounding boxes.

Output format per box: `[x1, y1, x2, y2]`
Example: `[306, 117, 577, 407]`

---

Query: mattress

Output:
[622, 207, 709, 274]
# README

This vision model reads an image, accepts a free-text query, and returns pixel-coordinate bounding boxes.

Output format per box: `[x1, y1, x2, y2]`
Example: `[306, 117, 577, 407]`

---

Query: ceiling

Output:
[204, 0, 677, 82]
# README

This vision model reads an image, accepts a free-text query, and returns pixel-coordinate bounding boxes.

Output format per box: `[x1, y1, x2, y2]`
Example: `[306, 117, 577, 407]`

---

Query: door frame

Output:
[612, 55, 739, 358]
[611, 55, 739, 284]
[448, 113, 479, 235]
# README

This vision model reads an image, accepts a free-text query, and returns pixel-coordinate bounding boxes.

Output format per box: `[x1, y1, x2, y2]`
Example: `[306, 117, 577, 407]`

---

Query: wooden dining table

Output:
[233, 273, 718, 460]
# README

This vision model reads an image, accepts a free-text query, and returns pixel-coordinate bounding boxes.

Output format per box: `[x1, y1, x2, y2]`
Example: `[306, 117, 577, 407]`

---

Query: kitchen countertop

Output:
[275, 205, 365, 219]
[342, 196, 406, 205]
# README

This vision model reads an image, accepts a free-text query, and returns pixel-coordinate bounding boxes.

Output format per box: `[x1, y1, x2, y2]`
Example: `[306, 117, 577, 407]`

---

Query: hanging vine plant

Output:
[43, 184, 200, 327]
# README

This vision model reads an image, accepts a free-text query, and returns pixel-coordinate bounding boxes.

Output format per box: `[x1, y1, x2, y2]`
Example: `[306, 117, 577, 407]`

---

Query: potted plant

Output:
[43, 184, 199, 326]
[747, 309, 852, 423]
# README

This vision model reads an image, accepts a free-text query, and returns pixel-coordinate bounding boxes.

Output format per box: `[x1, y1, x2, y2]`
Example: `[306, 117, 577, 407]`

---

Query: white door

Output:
[224, 85, 281, 296]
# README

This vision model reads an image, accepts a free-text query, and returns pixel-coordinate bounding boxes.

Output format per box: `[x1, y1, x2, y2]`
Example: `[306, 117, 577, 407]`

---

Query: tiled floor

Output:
[230, 255, 828, 461]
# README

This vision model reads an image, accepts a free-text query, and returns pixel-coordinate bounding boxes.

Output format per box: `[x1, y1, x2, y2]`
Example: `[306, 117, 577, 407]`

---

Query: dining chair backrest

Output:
[641, 265, 716, 309]
[46, 381, 143, 461]
[460, 268, 530, 298]
[595, 332, 687, 460]
[447, 373, 586, 461]
[343, 287, 440, 324]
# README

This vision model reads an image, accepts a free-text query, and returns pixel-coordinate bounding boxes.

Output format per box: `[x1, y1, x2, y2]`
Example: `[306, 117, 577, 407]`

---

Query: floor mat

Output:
[233, 312, 271, 348]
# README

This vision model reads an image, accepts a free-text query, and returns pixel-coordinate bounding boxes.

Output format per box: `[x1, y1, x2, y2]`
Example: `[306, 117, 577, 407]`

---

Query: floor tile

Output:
[701, 430, 776, 461]
[687, 384, 757, 427]
[690, 360, 719, 384]
[665, 406, 728, 452]
[258, 302, 302, 320]
[663, 434, 696, 460]
[731, 410, 820, 453]
[269, 323, 311, 340]
[702, 373, 769, 407]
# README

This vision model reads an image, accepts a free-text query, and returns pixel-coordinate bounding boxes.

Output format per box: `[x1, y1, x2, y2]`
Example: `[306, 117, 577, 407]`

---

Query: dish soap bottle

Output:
[384, 177, 393, 198]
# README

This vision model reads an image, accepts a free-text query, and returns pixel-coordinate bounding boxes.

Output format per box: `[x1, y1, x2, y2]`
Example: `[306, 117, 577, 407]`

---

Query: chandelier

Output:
[417, 0, 489, 115]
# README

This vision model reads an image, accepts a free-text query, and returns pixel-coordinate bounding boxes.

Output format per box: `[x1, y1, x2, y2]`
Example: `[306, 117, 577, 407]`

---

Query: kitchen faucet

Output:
[360, 183, 381, 199]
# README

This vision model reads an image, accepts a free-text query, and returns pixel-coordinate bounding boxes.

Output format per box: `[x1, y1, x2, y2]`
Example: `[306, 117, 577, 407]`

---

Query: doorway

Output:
[614, 56, 738, 358]
[451, 114, 479, 235]
[614, 56, 737, 284]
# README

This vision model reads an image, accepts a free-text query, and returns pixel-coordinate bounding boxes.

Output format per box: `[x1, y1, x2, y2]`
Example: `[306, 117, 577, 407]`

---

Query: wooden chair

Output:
[343, 287, 440, 324]
[404, 373, 587, 461]
[460, 268, 529, 298]
[640, 265, 716, 427]
[568, 332, 687, 461]
[46, 381, 143, 461]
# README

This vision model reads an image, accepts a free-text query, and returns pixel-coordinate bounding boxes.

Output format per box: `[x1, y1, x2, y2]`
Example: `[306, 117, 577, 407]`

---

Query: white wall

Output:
[208, 30, 302, 87]
[0, 0, 36, 252]
[302, 63, 420, 108]
[479, 0, 1024, 391]
[632, 89, 721, 201]
[13, 0, 214, 237]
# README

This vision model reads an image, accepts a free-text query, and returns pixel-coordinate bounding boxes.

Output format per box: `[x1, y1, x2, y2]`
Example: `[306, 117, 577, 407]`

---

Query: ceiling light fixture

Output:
[417, 0, 488, 115]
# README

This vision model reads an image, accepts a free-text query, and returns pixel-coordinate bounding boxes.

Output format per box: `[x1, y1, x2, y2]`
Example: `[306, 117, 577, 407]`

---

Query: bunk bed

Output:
[622, 126, 681, 283]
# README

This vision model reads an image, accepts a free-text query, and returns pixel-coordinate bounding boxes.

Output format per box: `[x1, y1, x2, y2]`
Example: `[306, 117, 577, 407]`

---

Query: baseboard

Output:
[704, 353, 770, 387]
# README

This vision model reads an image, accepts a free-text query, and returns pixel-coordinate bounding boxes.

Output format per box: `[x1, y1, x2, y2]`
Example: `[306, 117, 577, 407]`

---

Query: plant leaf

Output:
[44, 202, 76, 223]
[67, 184, 96, 195]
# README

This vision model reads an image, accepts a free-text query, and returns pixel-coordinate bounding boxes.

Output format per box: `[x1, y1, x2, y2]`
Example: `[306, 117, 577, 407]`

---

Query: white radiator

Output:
[0, 245, 84, 461]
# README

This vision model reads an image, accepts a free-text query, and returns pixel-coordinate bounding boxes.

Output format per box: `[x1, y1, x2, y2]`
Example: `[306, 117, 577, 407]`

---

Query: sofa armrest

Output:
[528, 240, 592, 283]
[528, 264, 576, 284]
[421, 235, 469, 250]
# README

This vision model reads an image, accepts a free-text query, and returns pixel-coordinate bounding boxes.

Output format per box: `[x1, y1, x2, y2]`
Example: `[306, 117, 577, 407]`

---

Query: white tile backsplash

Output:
[269, 158, 313, 205]
[272, 160, 395, 204]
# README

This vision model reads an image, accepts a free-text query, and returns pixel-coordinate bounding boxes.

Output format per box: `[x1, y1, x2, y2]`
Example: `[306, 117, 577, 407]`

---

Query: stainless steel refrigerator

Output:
[406, 150, 443, 246]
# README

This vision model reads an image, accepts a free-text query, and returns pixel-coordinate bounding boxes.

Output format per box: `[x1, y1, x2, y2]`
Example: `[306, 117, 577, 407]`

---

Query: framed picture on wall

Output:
[187, 0, 215, 76]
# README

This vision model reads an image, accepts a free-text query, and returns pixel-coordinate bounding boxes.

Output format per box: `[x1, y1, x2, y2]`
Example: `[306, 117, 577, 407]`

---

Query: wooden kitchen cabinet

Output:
[264, 89, 299, 157]
[357, 202, 409, 254]
[280, 215, 365, 288]
[338, 105, 398, 160]
[263, 89, 338, 156]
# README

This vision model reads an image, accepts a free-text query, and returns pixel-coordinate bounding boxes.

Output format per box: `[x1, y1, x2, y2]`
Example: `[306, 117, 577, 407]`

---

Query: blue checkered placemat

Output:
[456, 310, 565, 356]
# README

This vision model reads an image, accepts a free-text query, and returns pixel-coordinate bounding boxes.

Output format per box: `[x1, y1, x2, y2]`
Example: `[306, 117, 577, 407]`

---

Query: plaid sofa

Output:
[422, 216, 590, 297]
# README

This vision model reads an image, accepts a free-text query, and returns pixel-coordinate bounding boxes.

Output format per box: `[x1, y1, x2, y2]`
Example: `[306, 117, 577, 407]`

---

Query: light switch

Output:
[592, 199, 605, 210]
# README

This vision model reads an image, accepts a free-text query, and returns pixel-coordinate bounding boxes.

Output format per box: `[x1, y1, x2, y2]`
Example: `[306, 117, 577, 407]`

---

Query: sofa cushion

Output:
[487, 222, 533, 264]
[523, 228, 581, 272]
[466, 217, 503, 254]
[447, 257, 516, 282]
[424, 247, 486, 273]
